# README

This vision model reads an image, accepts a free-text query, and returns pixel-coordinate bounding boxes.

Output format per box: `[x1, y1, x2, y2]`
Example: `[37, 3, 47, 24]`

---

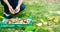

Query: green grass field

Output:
[0, 0, 60, 32]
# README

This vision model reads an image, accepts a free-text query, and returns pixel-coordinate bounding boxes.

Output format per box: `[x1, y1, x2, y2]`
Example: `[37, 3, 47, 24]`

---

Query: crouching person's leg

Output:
[15, 4, 25, 14]
[1, 0, 13, 19]
[4, 7, 12, 19]
[20, 4, 25, 11]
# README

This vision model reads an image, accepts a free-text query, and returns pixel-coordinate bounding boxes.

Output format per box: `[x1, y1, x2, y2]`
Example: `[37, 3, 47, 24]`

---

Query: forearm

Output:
[3, 0, 11, 7]
[16, 0, 23, 8]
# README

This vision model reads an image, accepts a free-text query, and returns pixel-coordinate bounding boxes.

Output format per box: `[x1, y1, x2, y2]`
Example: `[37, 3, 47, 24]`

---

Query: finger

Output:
[10, 10, 15, 14]
[15, 9, 18, 13]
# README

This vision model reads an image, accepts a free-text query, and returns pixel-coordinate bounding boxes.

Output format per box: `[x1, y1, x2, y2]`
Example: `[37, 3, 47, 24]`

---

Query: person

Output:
[1, 0, 25, 19]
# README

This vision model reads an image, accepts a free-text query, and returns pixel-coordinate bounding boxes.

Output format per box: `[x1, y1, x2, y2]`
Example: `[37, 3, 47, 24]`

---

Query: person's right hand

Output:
[8, 6, 15, 14]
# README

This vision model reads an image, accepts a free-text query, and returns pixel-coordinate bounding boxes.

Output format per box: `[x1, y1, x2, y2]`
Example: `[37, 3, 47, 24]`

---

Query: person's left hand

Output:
[15, 7, 20, 13]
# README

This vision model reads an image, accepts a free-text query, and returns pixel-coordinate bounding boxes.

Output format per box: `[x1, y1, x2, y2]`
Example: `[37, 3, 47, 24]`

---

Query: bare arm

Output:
[3, 0, 12, 7]
[16, 0, 23, 8]
[3, 0, 15, 14]
[15, 0, 23, 13]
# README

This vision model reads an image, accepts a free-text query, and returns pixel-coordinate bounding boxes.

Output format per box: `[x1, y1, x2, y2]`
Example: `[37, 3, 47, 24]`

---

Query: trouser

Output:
[1, 0, 25, 18]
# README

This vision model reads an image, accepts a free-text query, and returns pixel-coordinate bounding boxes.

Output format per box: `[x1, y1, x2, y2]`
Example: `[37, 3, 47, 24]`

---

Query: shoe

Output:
[4, 14, 12, 19]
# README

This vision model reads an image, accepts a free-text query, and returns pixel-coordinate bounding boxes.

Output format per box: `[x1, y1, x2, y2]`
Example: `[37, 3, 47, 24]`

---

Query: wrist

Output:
[16, 5, 20, 8]
[8, 5, 12, 8]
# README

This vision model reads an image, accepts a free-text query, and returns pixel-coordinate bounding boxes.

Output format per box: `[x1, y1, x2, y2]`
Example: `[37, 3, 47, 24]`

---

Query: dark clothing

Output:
[1, 0, 25, 14]
[1, 0, 25, 19]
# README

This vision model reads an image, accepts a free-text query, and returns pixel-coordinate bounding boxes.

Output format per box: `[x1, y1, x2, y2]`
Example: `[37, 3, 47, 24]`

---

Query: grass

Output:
[0, 0, 60, 32]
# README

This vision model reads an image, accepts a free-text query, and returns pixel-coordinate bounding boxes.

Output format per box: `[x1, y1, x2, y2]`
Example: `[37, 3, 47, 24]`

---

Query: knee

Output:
[20, 4, 26, 11]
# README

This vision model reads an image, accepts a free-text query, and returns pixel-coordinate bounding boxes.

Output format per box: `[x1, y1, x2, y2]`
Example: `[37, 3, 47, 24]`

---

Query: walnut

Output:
[23, 19, 28, 23]
[4, 18, 30, 24]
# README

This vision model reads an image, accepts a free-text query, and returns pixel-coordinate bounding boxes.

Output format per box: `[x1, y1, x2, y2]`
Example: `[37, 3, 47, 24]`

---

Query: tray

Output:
[0, 16, 32, 28]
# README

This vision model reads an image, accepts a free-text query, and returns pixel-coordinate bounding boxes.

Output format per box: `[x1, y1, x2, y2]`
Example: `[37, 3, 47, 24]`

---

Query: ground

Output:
[0, 0, 60, 32]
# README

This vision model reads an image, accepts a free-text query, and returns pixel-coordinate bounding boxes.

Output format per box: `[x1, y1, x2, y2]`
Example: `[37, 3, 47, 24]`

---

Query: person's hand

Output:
[8, 6, 15, 14]
[15, 7, 20, 13]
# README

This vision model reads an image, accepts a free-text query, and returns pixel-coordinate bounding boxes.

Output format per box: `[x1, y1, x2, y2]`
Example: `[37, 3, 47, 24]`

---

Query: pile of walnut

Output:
[4, 18, 30, 24]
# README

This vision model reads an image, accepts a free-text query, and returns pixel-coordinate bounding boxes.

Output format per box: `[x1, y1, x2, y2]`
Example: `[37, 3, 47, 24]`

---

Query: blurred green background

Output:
[0, 0, 60, 32]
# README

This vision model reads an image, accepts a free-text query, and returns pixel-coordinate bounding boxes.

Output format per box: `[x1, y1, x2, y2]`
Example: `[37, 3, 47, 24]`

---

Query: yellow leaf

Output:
[47, 17, 53, 21]
[42, 22, 47, 26]
[40, 19, 44, 23]
[51, 16, 55, 19]
[54, 18, 58, 23]
[0, 16, 4, 18]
